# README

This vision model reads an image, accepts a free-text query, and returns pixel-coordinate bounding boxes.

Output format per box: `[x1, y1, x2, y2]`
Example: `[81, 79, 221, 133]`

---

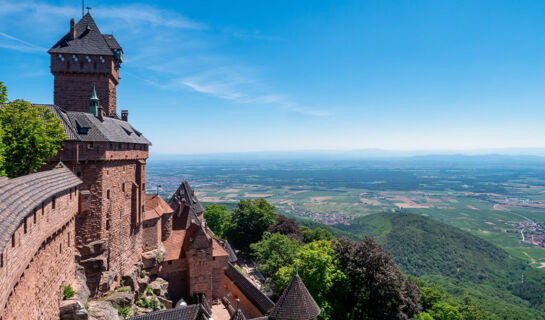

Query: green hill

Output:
[333, 212, 545, 320]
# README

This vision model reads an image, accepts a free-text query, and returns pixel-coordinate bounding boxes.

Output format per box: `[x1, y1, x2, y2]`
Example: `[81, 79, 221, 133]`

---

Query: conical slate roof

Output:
[269, 275, 320, 320]
[230, 307, 246, 320]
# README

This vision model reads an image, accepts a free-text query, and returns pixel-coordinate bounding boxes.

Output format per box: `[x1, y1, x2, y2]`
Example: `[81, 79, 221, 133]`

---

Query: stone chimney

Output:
[121, 110, 128, 121]
[70, 18, 76, 40]
[98, 106, 104, 122]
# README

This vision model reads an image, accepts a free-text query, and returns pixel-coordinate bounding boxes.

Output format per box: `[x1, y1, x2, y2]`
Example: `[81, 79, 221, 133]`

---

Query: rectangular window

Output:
[52, 197, 56, 209]
[59, 243, 62, 254]
[68, 232, 71, 247]
[33, 210, 36, 224]
[24, 217, 27, 234]
[122, 183, 125, 192]
[11, 234, 15, 248]
[107, 189, 111, 200]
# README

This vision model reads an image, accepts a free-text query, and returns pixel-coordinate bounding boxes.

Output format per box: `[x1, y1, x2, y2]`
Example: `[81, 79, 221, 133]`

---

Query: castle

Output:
[0, 13, 319, 320]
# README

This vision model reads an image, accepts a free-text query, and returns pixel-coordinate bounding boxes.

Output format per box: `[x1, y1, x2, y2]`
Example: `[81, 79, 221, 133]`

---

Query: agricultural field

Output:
[146, 157, 545, 268]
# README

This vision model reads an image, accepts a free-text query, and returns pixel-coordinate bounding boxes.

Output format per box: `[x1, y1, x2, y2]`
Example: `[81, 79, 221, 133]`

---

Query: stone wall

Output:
[0, 190, 78, 319]
[224, 274, 264, 319]
[51, 54, 119, 115]
[143, 218, 161, 252]
[161, 213, 173, 242]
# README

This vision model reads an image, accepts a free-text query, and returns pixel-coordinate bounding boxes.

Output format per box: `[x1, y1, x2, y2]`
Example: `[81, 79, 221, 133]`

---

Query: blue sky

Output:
[1, 0, 545, 155]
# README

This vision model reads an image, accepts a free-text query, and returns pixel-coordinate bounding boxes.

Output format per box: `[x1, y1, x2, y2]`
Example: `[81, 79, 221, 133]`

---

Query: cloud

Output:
[0, 32, 47, 52]
[177, 68, 331, 117]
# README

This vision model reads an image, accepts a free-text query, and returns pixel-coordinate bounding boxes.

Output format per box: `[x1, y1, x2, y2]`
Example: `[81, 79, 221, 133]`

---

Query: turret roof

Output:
[268, 275, 320, 320]
[49, 13, 122, 56]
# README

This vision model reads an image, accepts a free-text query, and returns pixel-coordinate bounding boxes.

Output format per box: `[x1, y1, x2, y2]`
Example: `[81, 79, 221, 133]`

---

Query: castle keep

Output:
[0, 13, 319, 320]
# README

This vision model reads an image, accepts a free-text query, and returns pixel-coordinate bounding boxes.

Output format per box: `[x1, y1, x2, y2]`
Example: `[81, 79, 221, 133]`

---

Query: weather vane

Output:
[86, 6, 92, 14]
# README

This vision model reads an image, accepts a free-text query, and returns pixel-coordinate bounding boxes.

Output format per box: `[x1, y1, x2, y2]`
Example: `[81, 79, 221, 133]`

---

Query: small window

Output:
[122, 183, 125, 192]
[11, 234, 15, 248]
[0, 252, 3, 268]
[52, 197, 56, 209]
[107, 189, 111, 200]
[70, 188, 72, 200]
[68, 232, 71, 247]
[59, 243, 62, 254]
[42, 202, 44, 215]
[77, 171, 81, 177]
[33, 210, 37, 224]
[24, 217, 27, 234]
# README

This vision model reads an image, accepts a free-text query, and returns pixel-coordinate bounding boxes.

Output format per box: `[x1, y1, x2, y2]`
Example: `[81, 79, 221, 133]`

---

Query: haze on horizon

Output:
[1, 0, 545, 154]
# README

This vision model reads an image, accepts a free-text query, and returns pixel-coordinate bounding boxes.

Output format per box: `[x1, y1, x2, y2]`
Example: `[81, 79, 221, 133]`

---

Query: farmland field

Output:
[146, 156, 545, 268]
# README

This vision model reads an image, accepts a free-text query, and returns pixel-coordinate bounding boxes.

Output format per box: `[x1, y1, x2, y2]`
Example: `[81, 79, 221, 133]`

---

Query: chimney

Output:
[70, 18, 76, 40]
[121, 110, 128, 121]
[98, 106, 104, 122]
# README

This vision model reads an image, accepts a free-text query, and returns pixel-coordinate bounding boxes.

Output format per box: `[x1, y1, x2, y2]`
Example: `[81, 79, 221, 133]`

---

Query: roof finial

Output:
[86, 6, 92, 14]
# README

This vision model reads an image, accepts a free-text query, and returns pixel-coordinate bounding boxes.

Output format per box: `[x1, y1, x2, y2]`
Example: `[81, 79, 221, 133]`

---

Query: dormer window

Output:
[58, 54, 64, 62]
[75, 120, 89, 134]
[72, 55, 78, 62]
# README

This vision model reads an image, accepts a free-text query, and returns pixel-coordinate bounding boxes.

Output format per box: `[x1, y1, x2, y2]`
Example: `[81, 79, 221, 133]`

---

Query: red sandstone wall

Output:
[0, 190, 78, 319]
[224, 274, 264, 319]
[142, 219, 161, 252]
[51, 54, 119, 115]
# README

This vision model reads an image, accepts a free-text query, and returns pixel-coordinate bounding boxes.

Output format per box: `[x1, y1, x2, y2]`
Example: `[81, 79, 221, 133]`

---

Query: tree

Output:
[268, 215, 304, 244]
[333, 237, 422, 320]
[224, 198, 278, 252]
[203, 204, 229, 237]
[302, 227, 333, 243]
[250, 232, 300, 277]
[0, 81, 7, 103]
[459, 298, 490, 320]
[428, 302, 462, 320]
[0, 100, 66, 178]
[275, 240, 349, 320]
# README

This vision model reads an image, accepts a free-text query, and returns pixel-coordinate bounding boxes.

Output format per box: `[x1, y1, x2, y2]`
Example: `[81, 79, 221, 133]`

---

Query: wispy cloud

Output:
[178, 68, 331, 117]
[0, 32, 46, 52]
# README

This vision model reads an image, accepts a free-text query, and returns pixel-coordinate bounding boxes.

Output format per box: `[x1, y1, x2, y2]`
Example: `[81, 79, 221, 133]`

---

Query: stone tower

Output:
[46, 13, 151, 296]
[49, 14, 123, 116]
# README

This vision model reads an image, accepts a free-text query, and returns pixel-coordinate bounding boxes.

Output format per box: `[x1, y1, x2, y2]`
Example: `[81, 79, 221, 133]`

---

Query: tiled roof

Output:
[49, 13, 121, 56]
[0, 163, 82, 254]
[268, 275, 320, 320]
[44, 105, 151, 144]
[144, 194, 174, 221]
[128, 304, 209, 320]
[212, 239, 229, 257]
[163, 229, 186, 261]
[225, 263, 274, 315]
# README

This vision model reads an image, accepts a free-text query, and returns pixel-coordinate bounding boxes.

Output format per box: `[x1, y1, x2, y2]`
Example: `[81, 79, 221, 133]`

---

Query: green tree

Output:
[224, 198, 278, 252]
[302, 227, 333, 243]
[0, 100, 66, 177]
[275, 240, 348, 320]
[415, 313, 435, 320]
[203, 204, 229, 237]
[460, 298, 490, 320]
[250, 232, 300, 277]
[428, 302, 462, 320]
[0, 81, 7, 103]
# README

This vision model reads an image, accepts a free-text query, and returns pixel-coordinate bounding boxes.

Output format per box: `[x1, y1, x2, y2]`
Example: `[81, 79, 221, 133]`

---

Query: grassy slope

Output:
[334, 212, 545, 320]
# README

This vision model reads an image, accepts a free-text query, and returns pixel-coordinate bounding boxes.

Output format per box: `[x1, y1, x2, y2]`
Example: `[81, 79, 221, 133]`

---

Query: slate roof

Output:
[49, 13, 121, 56]
[231, 308, 246, 320]
[43, 104, 151, 144]
[222, 240, 238, 263]
[225, 263, 275, 315]
[0, 163, 82, 254]
[128, 304, 209, 320]
[268, 275, 320, 320]
[169, 181, 204, 218]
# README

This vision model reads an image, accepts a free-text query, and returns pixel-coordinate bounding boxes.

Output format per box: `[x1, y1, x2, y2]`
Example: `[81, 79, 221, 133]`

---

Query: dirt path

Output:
[522, 251, 536, 264]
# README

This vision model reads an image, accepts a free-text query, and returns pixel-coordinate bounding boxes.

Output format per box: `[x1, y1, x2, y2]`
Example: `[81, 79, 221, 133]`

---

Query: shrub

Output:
[117, 306, 131, 318]
[63, 285, 75, 300]
[145, 285, 152, 296]
[141, 270, 146, 278]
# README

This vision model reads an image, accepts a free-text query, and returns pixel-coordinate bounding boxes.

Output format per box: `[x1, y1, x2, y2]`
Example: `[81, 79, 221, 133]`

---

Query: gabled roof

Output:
[144, 194, 174, 221]
[169, 181, 204, 218]
[268, 275, 320, 320]
[183, 223, 211, 251]
[0, 163, 82, 254]
[128, 304, 209, 320]
[49, 13, 121, 56]
[225, 263, 275, 315]
[43, 105, 151, 144]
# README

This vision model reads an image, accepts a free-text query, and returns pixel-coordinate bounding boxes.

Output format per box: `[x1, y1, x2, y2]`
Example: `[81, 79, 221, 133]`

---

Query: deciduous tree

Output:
[224, 198, 278, 252]
[203, 204, 229, 237]
[250, 232, 300, 277]
[0, 100, 66, 177]
[268, 215, 304, 244]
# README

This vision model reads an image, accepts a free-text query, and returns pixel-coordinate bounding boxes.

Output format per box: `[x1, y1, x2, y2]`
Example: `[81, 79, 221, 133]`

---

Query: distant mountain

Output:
[332, 212, 545, 319]
[151, 148, 545, 162]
